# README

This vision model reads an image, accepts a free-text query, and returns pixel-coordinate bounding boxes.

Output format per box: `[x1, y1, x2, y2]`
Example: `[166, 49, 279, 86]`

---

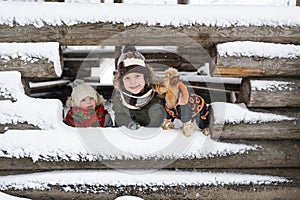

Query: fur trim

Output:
[66, 96, 73, 107]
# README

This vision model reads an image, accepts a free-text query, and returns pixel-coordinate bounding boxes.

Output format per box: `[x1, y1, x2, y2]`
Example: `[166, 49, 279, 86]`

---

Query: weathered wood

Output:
[188, 81, 241, 92]
[63, 49, 115, 59]
[21, 78, 30, 96]
[209, 105, 300, 140]
[64, 58, 100, 69]
[0, 59, 61, 78]
[239, 78, 300, 107]
[212, 55, 300, 77]
[0, 140, 299, 170]
[0, 123, 40, 134]
[62, 66, 91, 78]
[1, 23, 299, 46]
[178, 0, 188, 4]
[2, 183, 299, 200]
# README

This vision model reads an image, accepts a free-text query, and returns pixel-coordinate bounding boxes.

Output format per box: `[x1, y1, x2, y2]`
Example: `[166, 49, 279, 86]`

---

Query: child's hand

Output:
[128, 121, 141, 130]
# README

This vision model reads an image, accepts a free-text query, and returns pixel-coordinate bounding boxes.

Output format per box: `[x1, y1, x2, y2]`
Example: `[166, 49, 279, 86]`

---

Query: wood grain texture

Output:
[2, 183, 299, 200]
[239, 78, 300, 107]
[212, 56, 300, 77]
[209, 105, 300, 140]
[0, 140, 299, 170]
[1, 23, 299, 46]
[0, 59, 60, 78]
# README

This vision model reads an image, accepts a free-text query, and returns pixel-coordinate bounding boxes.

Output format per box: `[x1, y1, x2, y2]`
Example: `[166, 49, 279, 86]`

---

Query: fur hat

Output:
[117, 46, 149, 80]
[66, 84, 104, 107]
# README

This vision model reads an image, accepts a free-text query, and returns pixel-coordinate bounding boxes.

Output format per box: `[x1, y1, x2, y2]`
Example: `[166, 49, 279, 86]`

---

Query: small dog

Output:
[155, 68, 209, 136]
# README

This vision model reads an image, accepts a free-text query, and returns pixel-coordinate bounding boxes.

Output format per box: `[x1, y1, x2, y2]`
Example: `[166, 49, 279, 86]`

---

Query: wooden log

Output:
[63, 49, 115, 59]
[209, 105, 300, 140]
[239, 78, 300, 107]
[1, 23, 299, 46]
[0, 59, 61, 78]
[0, 123, 40, 134]
[64, 58, 100, 69]
[2, 182, 299, 200]
[146, 59, 183, 68]
[0, 43, 63, 78]
[0, 140, 299, 170]
[212, 55, 300, 78]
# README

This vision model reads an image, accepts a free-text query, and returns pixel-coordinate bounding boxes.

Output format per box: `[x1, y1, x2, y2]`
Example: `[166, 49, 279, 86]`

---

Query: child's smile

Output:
[122, 72, 146, 94]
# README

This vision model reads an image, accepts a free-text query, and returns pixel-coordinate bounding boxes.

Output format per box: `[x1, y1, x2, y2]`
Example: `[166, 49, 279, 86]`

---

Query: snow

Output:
[250, 80, 295, 91]
[0, 170, 289, 192]
[67, 0, 296, 6]
[217, 41, 300, 59]
[115, 196, 143, 200]
[0, 192, 30, 200]
[0, 0, 297, 197]
[0, 71, 260, 162]
[211, 102, 295, 124]
[189, 0, 296, 6]
[0, 42, 62, 76]
[0, 2, 300, 28]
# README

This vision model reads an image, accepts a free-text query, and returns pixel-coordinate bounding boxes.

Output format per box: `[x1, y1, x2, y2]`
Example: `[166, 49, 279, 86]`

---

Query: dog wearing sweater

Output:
[155, 68, 209, 136]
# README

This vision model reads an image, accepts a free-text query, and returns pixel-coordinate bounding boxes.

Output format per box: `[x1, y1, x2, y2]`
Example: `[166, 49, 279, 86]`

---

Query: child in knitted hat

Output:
[112, 46, 165, 130]
[64, 83, 112, 127]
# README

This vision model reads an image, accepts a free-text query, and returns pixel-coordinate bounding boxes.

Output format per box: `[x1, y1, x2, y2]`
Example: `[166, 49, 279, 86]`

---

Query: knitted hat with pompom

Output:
[117, 46, 150, 81]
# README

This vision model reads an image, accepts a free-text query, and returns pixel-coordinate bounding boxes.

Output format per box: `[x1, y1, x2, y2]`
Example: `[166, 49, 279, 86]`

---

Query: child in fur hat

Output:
[64, 84, 112, 127]
[112, 46, 165, 130]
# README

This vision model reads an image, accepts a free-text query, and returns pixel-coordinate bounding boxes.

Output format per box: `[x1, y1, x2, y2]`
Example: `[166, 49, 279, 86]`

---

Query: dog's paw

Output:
[183, 122, 196, 137]
[201, 128, 210, 136]
[161, 120, 175, 130]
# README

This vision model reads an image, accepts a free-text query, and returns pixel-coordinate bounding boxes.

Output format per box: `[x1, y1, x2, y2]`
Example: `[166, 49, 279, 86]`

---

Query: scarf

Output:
[64, 105, 106, 127]
[119, 87, 155, 110]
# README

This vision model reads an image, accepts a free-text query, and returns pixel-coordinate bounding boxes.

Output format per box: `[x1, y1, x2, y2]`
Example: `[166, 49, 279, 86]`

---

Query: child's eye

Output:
[135, 74, 141, 78]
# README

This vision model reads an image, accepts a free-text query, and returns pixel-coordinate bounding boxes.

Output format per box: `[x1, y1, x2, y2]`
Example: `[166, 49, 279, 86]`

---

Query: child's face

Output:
[122, 72, 145, 94]
[79, 96, 96, 110]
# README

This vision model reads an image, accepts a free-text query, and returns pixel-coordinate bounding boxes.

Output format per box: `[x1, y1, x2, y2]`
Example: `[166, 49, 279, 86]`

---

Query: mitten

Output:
[128, 121, 141, 130]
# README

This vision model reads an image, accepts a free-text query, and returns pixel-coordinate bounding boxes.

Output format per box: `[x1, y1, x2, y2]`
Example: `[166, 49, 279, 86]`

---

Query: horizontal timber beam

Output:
[1, 23, 299, 46]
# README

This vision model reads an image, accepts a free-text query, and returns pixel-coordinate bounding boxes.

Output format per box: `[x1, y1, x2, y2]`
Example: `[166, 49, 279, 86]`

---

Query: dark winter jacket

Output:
[112, 87, 165, 128]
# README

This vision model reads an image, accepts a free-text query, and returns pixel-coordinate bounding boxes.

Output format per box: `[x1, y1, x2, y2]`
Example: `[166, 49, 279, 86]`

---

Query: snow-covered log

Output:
[0, 3, 299, 46]
[210, 42, 300, 77]
[1, 24, 299, 47]
[209, 103, 300, 140]
[239, 78, 300, 107]
[0, 172, 296, 200]
[0, 139, 299, 171]
[0, 43, 63, 78]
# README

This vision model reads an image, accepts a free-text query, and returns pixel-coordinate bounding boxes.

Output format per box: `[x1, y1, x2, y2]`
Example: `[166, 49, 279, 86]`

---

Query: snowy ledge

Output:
[217, 41, 300, 59]
[0, 42, 62, 77]
[211, 102, 295, 125]
[0, 170, 289, 192]
[0, 2, 300, 28]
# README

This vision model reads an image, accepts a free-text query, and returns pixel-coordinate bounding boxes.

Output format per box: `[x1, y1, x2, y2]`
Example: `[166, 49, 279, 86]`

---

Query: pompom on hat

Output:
[66, 84, 103, 107]
[117, 46, 150, 80]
